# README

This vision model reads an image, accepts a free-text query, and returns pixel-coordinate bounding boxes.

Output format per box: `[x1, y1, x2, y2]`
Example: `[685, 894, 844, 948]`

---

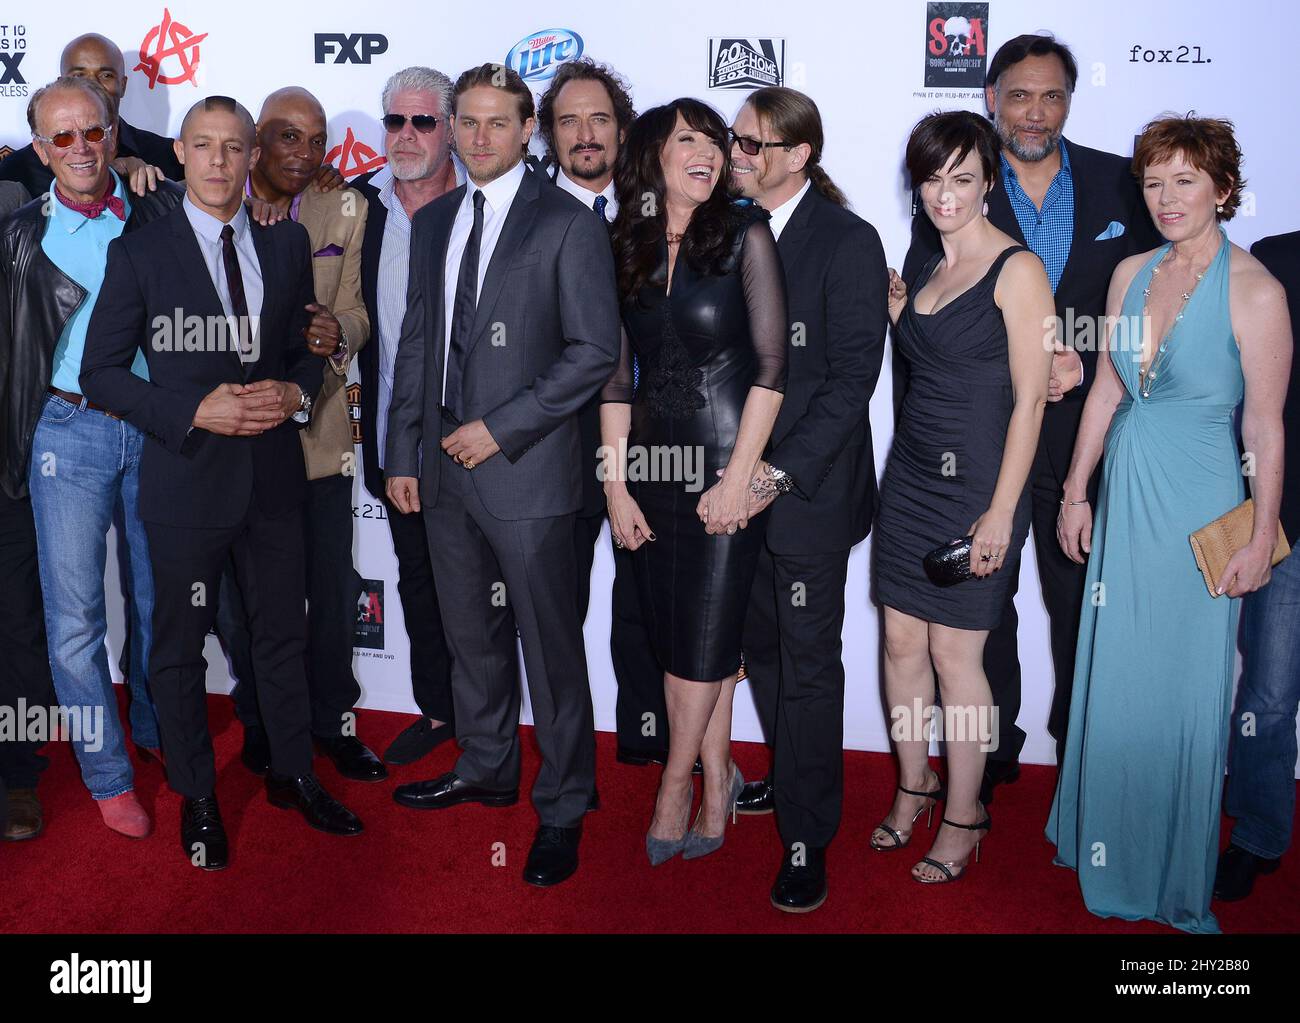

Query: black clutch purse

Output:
[922, 536, 974, 586]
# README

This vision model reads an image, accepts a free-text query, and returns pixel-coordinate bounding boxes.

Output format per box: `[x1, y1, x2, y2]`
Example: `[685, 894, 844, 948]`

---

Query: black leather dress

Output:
[602, 203, 787, 681]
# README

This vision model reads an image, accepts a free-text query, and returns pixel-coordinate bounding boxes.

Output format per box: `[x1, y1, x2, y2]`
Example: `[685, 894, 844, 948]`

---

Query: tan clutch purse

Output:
[1188, 498, 1291, 597]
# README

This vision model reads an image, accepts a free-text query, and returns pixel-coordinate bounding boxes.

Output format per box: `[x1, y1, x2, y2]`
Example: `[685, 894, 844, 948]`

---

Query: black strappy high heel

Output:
[870, 777, 947, 851]
[912, 808, 992, 884]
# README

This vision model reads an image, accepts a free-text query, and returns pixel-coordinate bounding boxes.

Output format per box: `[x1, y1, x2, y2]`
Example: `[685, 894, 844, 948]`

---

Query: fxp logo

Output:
[505, 28, 583, 82]
[134, 8, 207, 88]
[315, 34, 388, 65]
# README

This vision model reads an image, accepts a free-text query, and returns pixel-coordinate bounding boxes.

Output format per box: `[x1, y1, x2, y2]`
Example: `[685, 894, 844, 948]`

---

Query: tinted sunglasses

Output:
[382, 114, 439, 134]
[33, 123, 113, 148]
[729, 130, 789, 157]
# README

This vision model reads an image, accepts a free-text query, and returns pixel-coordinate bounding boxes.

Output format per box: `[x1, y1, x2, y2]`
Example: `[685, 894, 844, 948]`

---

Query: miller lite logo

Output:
[505, 28, 584, 82]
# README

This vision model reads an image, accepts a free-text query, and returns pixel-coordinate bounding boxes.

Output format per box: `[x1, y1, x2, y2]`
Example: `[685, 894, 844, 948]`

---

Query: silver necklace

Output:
[1139, 249, 1208, 398]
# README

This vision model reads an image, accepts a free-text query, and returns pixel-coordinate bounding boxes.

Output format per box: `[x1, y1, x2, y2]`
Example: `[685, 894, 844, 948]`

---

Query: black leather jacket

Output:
[0, 180, 183, 499]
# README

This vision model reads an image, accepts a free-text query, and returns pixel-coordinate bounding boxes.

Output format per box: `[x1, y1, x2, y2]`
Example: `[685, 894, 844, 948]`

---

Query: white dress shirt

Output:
[441, 159, 527, 404]
[765, 179, 811, 242]
[182, 195, 264, 361]
[555, 167, 618, 221]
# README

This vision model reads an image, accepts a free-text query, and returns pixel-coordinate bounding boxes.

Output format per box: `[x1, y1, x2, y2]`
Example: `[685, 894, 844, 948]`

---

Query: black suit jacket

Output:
[1250, 230, 1300, 545]
[80, 203, 321, 528]
[899, 136, 1161, 485]
[0, 119, 184, 197]
[765, 186, 888, 555]
[384, 167, 620, 520]
[352, 168, 388, 501]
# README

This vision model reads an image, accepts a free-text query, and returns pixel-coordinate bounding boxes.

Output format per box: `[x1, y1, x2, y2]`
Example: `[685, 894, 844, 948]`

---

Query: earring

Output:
[982, 200, 990, 216]
[1216, 204, 1225, 213]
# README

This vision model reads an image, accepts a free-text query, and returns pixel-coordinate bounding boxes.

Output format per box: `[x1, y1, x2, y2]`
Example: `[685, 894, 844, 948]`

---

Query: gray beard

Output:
[999, 122, 1060, 163]
[389, 152, 439, 181]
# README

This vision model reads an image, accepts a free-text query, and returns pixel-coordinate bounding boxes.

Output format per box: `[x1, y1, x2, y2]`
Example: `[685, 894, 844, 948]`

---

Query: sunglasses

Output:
[382, 114, 439, 134]
[33, 123, 113, 149]
[729, 130, 789, 157]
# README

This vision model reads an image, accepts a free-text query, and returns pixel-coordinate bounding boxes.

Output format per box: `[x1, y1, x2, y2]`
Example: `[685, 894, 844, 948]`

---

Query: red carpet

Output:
[2, 694, 1296, 933]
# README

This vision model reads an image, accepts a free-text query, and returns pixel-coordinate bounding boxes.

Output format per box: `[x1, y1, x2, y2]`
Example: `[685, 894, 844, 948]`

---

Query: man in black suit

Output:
[900, 33, 1160, 801]
[535, 58, 679, 771]
[81, 96, 362, 870]
[385, 64, 620, 887]
[0, 34, 182, 196]
[353, 66, 462, 768]
[729, 88, 888, 912]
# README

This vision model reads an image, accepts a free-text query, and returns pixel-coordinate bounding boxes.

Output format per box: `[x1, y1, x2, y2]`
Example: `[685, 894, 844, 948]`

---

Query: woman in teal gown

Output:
[1048, 116, 1291, 933]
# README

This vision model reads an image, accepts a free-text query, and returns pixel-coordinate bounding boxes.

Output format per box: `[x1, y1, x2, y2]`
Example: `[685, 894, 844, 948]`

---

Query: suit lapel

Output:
[1054, 137, 1086, 300]
[776, 186, 817, 274]
[425, 187, 463, 386]
[987, 176, 1024, 245]
[248, 219, 278, 375]
[168, 205, 227, 319]
[467, 169, 540, 353]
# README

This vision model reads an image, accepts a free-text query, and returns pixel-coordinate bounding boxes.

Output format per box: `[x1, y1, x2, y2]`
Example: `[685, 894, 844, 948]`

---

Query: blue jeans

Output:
[1225, 548, 1300, 859]
[28, 393, 159, 800]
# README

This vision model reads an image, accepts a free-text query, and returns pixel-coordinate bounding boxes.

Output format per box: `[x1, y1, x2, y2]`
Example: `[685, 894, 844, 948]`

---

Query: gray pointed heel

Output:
[682, 763, 744, 861]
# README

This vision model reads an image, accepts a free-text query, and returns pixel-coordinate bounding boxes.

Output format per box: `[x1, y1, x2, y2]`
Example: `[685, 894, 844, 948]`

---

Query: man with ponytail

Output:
[731, 87, 889, 912]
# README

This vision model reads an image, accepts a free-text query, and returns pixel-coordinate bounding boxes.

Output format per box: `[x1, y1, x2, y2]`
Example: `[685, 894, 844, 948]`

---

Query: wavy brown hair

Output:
[1132, 112, 1245, 221]
[744, 86, 849, 208]
[536, 58, 636, 162]
[611, 98, 745, 300]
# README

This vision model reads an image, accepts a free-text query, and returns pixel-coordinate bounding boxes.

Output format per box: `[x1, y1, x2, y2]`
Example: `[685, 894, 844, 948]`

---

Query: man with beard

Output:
[901, 32, 1160, 800]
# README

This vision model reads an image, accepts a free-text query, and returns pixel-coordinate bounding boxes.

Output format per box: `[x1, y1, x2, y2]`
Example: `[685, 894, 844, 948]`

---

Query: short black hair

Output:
[537, 58, 636, 162]
[987, 33, 1078, 93]
[179, 95, 256, 146]
[905, 110, 1001, 190]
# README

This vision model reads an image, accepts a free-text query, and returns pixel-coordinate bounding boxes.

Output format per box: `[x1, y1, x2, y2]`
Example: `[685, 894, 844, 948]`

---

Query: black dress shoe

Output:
[315, 734, 388, 782]
[978, 760, 1021, 807]
[771, 845, 827, 913]
[265, 773, 364, 835]
[241, 725, 271, 777]
[616, 746, 703, 775]
[181, 795, 229, 871]
[523, 825, 581, 886]
[736, 778, 774, 815]
[383, 718, 454, 765]
[1214, 843, 1281, 901]
[392, 771, 518, 810]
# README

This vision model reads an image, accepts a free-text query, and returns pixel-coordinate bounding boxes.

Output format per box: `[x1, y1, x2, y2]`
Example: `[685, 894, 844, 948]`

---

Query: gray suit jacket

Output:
[385, 166, 620, 520]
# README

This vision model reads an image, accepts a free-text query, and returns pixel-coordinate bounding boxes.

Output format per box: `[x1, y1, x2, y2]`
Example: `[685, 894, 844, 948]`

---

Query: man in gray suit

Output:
[384, 63, 620, 887]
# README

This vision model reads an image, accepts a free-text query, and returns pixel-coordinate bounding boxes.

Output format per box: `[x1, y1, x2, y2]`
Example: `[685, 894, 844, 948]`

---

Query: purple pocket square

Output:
[313, 243, 345, 257]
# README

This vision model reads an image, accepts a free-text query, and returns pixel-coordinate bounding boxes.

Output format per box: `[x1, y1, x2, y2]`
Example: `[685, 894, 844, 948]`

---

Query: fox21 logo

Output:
[0, 24, 29, 98]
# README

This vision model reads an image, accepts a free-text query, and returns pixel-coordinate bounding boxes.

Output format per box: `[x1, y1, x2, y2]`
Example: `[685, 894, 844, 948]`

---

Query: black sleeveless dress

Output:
[873, 244, 1033, 630]
[602, 204, 787, 681]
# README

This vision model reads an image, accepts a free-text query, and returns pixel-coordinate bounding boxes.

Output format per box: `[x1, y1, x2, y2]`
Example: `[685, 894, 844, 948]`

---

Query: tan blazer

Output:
[295, 184, 370, 480]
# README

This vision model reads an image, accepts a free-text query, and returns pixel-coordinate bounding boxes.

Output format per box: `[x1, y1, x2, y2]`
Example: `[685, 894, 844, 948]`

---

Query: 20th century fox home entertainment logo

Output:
[708, 38, 784, 89]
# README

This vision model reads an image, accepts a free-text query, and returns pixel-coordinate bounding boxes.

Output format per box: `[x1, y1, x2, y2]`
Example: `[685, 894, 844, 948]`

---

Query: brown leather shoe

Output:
[3, 788, 44, 841]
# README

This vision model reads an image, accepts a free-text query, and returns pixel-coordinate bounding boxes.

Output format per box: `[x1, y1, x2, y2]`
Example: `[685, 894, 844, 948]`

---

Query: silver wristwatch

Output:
[767, 464, 795, 495]
[291, 387, 313, 425]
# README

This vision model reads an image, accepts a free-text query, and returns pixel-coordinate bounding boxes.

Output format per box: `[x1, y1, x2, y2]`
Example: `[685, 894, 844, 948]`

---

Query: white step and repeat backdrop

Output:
[3, 1, 1294, 768]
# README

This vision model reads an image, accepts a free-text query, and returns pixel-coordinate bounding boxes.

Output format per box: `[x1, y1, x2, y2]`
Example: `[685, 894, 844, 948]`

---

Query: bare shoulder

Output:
[994, 247, 1050, 306]
[1108, 248, 1159, 298]
[1228, 242, 1286, 305]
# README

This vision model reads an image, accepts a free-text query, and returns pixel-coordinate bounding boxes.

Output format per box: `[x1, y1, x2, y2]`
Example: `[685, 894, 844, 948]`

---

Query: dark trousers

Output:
[386, 489, 455, 725]
[222, 473, 363, 737]
[742, 543, 851, 849]
[147, 504, 313, 798]
[982, 442, 1091, 764]
[425, 432, 594, 827]
[0, 488, 56, 789]
[573, 509, 668, 752]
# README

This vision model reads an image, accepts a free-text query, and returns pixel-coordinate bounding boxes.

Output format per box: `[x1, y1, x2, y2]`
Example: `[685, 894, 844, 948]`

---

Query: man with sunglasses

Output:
[0, 33, 181, 198]
[352, 67, 463, 767]
[213, 87, 377, 781]
[0, 76, 183, 838]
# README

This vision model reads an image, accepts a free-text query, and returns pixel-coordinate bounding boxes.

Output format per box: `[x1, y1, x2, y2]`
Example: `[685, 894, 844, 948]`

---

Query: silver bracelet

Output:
[1059, 498, 1089, 506]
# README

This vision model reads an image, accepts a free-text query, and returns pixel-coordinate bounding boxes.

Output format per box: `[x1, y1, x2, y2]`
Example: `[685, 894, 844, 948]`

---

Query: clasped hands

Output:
[192, 380, 302, 436]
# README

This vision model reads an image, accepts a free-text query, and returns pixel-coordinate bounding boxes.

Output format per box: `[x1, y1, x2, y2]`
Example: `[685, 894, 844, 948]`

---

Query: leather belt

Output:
[47, 386, 124, 420]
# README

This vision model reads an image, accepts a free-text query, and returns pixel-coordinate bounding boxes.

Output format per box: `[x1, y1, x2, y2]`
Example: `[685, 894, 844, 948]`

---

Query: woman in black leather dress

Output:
[871, 111, 1053, 883]
[599, 98, 787, 864]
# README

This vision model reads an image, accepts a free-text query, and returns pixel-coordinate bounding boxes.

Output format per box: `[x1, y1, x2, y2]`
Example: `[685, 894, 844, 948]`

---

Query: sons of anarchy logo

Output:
[355, 579, 384, 650]
[708, 38, 784, 90]
[0, 24, 30, 99]
[924, 2, 989, 88]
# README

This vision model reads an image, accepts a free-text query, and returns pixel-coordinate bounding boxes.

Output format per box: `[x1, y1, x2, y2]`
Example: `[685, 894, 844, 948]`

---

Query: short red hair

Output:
[1133, 113, 1245, 221]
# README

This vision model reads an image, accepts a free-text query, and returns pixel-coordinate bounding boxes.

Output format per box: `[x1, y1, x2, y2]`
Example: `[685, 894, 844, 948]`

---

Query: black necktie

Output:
[220, 223, 250, 377]
[445, 189, 485, 420]
[593, 194, 608, 223]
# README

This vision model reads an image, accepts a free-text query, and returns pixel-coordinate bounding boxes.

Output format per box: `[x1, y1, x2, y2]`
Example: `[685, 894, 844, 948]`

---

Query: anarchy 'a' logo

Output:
[134, 8, 208, 89]
[326, 127, 386, 179]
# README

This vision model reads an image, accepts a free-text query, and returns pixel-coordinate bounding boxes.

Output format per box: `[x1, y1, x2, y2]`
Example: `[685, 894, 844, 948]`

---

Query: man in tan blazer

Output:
[216, 87, 382, 780]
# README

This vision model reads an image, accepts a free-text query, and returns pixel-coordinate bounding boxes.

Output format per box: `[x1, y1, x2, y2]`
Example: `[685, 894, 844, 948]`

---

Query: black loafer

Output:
[979, 760, 1020, 807]
[771, 845, 827, 913]
[315, 734, 388, 781]
[266, 772, 364, 835]
[383, 718, 454, 765]
[1214, 843, 1281, 901]
[524, 825, 581, 886]
[181, 795, 229, 871]
[240, 725, 272, 777]
[736, 778, 774, 815]
[393, 771, 518, 810]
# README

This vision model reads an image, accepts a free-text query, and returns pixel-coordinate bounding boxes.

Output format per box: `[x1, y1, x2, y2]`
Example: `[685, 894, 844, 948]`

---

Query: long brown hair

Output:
[611, 98, 745, 300]
[744, 86, 848, 208]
